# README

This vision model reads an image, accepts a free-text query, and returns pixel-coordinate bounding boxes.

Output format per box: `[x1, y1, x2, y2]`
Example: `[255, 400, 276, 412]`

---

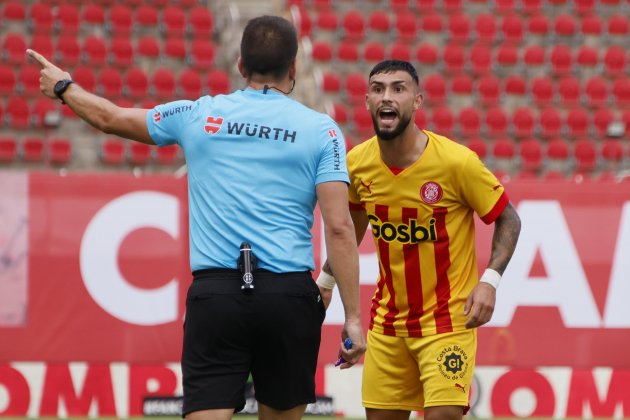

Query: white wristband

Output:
[480, 268, 501, 289]
[316, 270, 336, 289]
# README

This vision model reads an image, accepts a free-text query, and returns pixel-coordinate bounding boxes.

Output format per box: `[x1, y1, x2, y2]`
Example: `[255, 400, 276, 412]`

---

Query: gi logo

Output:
[437, 345, 469, 380]
[205, 116, 224, 134]
[420, 181, 443, 204]
[153, 112, 161, 123]
[444, 353, 463, 374]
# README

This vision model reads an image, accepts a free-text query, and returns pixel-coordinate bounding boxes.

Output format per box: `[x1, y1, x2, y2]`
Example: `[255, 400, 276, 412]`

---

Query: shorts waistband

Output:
[189, 269, 315, 294]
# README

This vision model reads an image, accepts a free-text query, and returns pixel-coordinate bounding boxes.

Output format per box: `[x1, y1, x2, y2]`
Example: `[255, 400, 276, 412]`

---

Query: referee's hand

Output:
[338, 319, 366, 369]
[26, 49, 72, 100]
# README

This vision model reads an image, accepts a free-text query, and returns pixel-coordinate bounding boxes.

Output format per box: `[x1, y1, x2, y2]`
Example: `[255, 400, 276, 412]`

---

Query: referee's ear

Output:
[237, 57, 248, 78]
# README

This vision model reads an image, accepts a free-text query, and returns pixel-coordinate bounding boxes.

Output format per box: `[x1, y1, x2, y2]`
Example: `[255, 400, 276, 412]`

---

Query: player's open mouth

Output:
[378, 108, 398, 123]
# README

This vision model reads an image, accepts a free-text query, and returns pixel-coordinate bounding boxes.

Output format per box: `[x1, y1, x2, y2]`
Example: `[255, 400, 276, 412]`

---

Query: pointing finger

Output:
[26, 49, 51, 69]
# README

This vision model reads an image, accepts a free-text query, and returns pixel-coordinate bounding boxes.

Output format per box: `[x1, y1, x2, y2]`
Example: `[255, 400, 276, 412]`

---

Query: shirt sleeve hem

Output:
[481, 192, 509, 224]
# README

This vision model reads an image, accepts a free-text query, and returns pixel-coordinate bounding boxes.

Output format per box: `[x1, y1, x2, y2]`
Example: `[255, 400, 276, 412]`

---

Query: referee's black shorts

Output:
[181, 268, 326, 416]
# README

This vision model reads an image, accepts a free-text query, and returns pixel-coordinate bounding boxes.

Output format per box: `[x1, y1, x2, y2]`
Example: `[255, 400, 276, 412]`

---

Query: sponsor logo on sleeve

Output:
[205, 116, 224, 134]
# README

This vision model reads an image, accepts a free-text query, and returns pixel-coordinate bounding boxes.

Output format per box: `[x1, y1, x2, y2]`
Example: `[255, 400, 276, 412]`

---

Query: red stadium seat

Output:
[494, 0, 517, 13]
[394, 13, 417, 43]
[341, 10, 365, 41]
[415, 43, 438, 67]
[311, 40, 333, 63]
[419, 13, 443, 37]
[554, 14, 577, 38]
[156, 145, 179, 165]
[466, 138, 488, 160]
[101, 138, 125, 165]
[550, 44, 573, 75]
[136, 36, 160, 61]
[110, 38, 134, 68]
[423, 73, 447, 105]
[431, 107, 455, 135]
[469, 44, 492, 75]
[415, 0, 437, 13]
[477, 75, 501, 106]
[603, 46, 626, 77]
[129, 142, 152, 166]
[2, 33, 27, 65]
[492, 137, 515, 159]
[0, 65, 15, 96]
[530, 76, 554, 106]
[81, 4, 105, 27]
[83, 35, 107, 66]
[504, 74, 527, 96]
[546, 137, 570, 160]
[178, 69, 202, 99]
[519, 138, 543, 173]
[164, 37, 187, 61]
[49, 137, 72, 165]
[539, 108, 562, 138]
[162, 6, 186, 36]
[557, 76, 581, 107]
[29, 35, 53, 61]
[328, 102, 348, 125]
[581, 14, 603, 38]
[451, 74, 473, 96]
[612, 78, 630, 107]
[584, 76, 610, 108]
[574, 0, 596, 14]
[30, 2, 54, 34]
[522, 44, 546, 75]
[73, 66, 97, 93]
[527, 13, 550, 39]
[448, 14, 470, 44]
[206, 69, 230, 95]
[189, 6, 214, 38]
[31, 98, 59, 127]
[151, 68, 176, 100]
[485, 107, 509, 137]
[189, 39, 214, 70]
[108, 5, 132, 36]
[574, 138, 598, 174]
[442, 43, 465, 74]
[522, 0, 543, 14]
[320, 71, 341, 94]
[0, 137, 18, 163]
[368, 10, 390, 34]
[2, 1, 26, 23]
[389, 42, 411, 61]
[601, 139, 624, 168]
[495, 45, 519, 71]
[337, 41, 359, 64]
[363, 42, 386, 63]
[352, 105, 373, 137]
[501, 13, 524, 44]
[414, 108, 427, 129]
[55, 35, 80, 66]
[135, 4, 158, 31]
[390, 0, 411, 12]
[315, 9, 338, 32]
[124, 67, 149, 100]
[474, 13, 497, 44]
[292, 7, 311, 38]
[575, 45, 599, 70]
[607, 14, 629, 40]
[98, 67, 123, 98]
[458, 106, 482, 137]
[345, 72, 367, 104]
[566, 108, 590, 137]
[17, 65, 40, 97]
[593, 108, 615, 137]
[22, 137, 45, 162]
[512, 107, 535, 138]
[6, 97, 30, 129]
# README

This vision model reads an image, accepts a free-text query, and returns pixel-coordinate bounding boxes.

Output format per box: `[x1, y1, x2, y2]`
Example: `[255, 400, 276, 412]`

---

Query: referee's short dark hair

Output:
[240, 15, 298, 81]
[369, 60, 419, 85]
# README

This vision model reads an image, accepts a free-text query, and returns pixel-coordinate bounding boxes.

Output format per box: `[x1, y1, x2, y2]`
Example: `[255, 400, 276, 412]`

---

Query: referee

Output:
[28, 15, 365, 420]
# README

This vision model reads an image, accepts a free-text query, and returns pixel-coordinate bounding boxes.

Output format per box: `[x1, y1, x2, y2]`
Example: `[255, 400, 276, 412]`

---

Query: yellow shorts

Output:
[362, 328, 476, 412]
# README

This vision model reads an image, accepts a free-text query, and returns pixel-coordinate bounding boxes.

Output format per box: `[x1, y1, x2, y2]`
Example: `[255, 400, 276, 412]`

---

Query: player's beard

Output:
[372, 112, 413, 141]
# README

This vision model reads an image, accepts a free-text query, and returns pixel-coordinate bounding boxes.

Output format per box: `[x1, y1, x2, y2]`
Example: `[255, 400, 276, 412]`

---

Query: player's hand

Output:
[338, 319, 366, 369]
[26, 49, 72, 100]
[318, 285, 333, 309]
[463, 282, 496, 328]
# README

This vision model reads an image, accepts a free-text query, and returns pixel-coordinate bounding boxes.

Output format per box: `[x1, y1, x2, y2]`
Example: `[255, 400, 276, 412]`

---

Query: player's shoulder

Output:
[426, 130, 476, 159]
[347, 136, 378, 166]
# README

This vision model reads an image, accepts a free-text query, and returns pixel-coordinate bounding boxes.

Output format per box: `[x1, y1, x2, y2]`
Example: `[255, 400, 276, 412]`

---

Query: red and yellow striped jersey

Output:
[347, 131, 508, 337]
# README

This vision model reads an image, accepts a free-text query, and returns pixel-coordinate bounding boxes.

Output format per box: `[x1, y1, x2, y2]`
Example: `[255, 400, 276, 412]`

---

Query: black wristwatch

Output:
[54, 79, 74, 104]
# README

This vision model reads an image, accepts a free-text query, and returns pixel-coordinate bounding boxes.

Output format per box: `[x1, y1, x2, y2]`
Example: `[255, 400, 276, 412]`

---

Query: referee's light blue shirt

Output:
[146, 88, 349, 273]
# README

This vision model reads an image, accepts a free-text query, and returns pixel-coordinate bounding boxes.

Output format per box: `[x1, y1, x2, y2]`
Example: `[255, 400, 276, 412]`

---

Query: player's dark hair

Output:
[369, 60, 419, 85]
[240, 15, 298, 80]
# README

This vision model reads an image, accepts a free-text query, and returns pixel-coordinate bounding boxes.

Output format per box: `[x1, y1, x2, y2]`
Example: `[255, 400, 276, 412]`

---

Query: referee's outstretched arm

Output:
[27, 49, 154, 145]
[317, 181, 366, 368]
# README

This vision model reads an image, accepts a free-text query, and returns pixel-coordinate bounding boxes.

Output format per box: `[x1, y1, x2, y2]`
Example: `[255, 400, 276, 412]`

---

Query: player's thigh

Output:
[366, 407, 411, 420]
[424, 405, 465, 420]
[251, 291, 325, 409]
[412, 329, 476, 412]
[362, 330, 423, 411]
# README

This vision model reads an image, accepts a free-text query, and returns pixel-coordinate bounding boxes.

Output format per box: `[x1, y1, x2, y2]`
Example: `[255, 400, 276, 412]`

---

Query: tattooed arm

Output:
[465, 202, 521, 328]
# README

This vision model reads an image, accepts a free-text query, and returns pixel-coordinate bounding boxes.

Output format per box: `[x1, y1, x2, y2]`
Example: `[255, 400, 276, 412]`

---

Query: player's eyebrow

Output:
[369, 79, 408, 87]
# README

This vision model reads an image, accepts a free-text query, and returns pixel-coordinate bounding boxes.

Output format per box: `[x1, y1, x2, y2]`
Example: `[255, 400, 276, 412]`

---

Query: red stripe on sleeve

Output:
[481, 192, 509, 224]
[348, 201, 364, 211]
[402, 207, 423, 337]
[432, 207, 453, 334]
[374, 204, 398, 336]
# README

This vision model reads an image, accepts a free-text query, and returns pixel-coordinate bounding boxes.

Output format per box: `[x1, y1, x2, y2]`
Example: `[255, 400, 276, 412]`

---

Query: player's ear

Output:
[237, 57, 247, 78]
[414, 92, 423, 111]
[288, 59, 297, 80]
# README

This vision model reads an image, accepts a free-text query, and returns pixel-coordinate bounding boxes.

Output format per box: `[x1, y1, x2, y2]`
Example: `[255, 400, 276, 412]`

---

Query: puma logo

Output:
[454, 383, 466, 393]
[361, 179, 373, 194]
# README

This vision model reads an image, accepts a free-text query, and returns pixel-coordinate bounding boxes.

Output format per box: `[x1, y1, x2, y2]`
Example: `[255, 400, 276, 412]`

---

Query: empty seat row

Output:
[0, 136, 72, 165]
[1, 2, 214, 37]
[100, 138, 181, 166]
